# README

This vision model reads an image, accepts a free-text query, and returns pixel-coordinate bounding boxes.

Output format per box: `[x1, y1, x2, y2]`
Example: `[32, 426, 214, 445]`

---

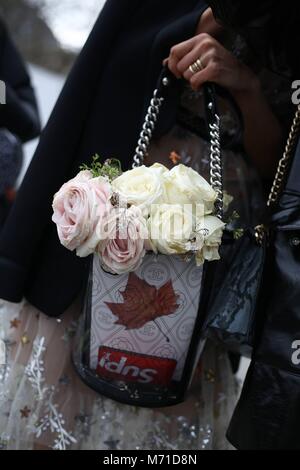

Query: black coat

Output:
[227, 137, 300, 450]
[0, 0, 208, 316]
[0, 20, 40, 143]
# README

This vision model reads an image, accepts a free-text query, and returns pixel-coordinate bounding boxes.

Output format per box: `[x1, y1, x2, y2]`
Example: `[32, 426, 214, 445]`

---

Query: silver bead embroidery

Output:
[25, 337, 48, 400]
[34, 391, 77, 450]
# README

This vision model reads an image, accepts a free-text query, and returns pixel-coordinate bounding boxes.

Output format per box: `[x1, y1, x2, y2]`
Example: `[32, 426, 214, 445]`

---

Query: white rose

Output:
[149, 163, 169, 177]
[163, 164, 217, 214]
[196, 216, 225, 265]
[149, 163, 170, 204]
[148, 204, 203, 256]
[111, 165, 164, 214]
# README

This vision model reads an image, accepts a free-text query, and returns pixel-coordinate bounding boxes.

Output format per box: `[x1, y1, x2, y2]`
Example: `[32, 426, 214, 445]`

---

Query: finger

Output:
[189, 63, 221, 91]
[182, 51, 213, 81]
[167, 38, 195, 78]
[176, 34, 215, 74]
[182, 57, 207, 81]
[177, 47, 203, 77]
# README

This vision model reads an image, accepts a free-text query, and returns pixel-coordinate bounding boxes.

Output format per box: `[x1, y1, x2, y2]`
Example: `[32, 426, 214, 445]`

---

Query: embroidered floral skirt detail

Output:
[0, 299, 237, 450]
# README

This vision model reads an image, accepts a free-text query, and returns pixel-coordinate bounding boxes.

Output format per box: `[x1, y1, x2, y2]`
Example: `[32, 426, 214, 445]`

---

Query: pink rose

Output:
[52, 171, 111, 257]
[73, 170, 93, 182]
[98, 206, 148, 275]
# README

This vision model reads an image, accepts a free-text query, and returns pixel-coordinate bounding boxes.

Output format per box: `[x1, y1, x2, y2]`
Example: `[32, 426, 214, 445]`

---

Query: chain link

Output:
[132, 90, 165, 168]
[267, 106, 300, 207]
[209, 114, 223, 219]
[132, 81, 224, 219]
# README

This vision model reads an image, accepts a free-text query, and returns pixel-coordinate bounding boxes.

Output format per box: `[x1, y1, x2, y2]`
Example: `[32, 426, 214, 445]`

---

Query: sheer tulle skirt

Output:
[0, 299, 237, 450]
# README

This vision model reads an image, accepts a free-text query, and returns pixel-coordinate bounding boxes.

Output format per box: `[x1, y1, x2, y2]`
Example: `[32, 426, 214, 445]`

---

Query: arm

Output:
[232, 82, 284, 176]
[0, 25, 41, 143]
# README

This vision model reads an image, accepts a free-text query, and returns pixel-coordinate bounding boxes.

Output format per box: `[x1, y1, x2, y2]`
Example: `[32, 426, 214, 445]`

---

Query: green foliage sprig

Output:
[80, 154, 122, 180]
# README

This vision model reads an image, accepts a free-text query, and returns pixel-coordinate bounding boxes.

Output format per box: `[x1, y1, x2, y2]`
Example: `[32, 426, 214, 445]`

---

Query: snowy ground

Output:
[20, 64, 66, 184]
[237, 358, 250, 383]
[29, 0, 105, 51]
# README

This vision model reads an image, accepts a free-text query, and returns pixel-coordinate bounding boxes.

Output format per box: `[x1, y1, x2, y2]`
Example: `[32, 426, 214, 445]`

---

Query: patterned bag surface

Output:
[73, 254, 206, 407]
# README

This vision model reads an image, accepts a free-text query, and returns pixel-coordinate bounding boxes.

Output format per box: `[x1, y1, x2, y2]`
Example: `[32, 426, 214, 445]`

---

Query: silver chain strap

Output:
[132, 77, 224, 218]
[209, 113, 223, 219]
[267, 106, 300, 207]
[132, 89, 165, 168]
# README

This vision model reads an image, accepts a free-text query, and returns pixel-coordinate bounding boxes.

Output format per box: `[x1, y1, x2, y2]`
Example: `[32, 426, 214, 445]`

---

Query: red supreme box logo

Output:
[97, 346, 177, 386]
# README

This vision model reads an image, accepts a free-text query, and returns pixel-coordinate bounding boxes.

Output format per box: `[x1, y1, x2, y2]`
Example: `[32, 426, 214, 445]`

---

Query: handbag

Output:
[202, 106, 300, 358]
[227, 108, 300, 450]
[71, 68, 226, 407]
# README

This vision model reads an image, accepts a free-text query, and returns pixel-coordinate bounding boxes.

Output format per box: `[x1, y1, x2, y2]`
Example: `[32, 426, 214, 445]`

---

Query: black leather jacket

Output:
[227, 137, 300, 450]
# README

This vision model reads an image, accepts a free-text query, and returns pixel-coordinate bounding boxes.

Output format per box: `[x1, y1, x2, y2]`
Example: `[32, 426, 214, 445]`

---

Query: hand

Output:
[166, 33, 260, 100]
[165, 32, 284, 178]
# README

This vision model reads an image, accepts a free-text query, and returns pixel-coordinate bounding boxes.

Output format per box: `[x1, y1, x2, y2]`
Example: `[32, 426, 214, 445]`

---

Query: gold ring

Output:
[189, 57, 204, 75]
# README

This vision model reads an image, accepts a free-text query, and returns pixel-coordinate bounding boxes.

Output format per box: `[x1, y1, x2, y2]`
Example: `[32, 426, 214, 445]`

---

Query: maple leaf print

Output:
[105, 273, 180, 330]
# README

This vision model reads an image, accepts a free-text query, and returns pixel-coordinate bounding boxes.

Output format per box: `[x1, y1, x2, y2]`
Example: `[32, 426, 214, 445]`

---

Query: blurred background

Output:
[1, 0, 105, 181]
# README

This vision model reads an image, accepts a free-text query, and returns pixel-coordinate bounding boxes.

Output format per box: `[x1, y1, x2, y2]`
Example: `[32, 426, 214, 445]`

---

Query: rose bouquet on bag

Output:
[52, 157, 227, 275]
